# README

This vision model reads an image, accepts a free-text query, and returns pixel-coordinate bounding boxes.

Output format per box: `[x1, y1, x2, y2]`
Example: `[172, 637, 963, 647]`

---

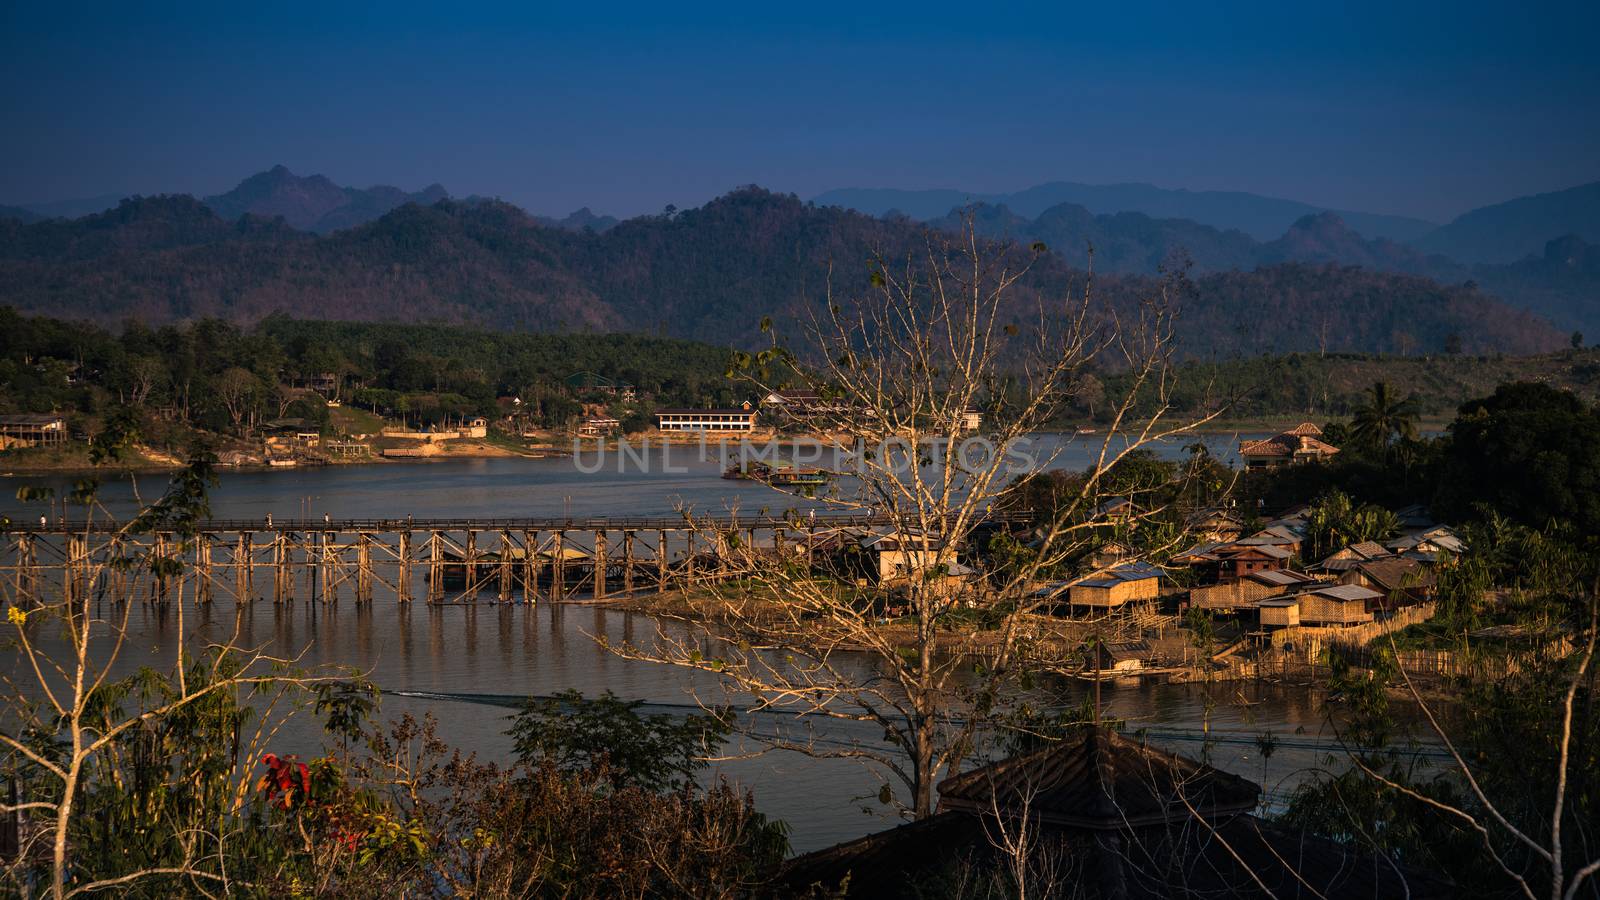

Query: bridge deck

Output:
[1, 510, 1031, 535]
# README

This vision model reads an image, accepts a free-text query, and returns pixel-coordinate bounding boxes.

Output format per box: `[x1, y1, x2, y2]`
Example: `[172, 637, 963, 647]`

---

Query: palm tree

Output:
[1350, 380, 1420, 451]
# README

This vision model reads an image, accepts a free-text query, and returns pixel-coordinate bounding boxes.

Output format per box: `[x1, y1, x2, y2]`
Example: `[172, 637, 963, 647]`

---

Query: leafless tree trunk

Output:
[608, 221, 1221, 818]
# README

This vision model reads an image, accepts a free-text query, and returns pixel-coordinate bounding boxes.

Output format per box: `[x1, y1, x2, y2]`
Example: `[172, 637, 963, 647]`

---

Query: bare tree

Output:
[215, 367, 260, 433]
[609, 223, 1221, 818]
[1349, 604, 1600, 900]
[0, 463, 344, 898]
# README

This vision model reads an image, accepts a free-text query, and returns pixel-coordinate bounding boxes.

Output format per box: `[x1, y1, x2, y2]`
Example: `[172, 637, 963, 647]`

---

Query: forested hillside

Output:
[0, 188, 1565, 356]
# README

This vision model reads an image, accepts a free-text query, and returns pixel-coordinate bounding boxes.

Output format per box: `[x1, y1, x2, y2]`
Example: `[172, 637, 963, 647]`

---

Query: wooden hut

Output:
[1066, 561, 1163, 612]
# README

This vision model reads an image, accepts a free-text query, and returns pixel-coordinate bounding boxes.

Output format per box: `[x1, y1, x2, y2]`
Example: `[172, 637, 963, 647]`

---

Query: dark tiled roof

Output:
[936, 728, 1259, 829]
[777, 729, 1455, 899]
[1351, 557, 1436, 592]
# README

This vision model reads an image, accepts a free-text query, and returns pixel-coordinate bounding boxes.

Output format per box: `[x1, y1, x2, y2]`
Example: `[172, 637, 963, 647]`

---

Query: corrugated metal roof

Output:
[1312, 584, 1383, 601]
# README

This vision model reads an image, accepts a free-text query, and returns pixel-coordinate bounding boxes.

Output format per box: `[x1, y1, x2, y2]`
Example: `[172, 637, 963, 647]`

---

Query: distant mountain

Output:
[1411, 181, 1600, 265]
[1255, 212, 1446, 275]
[0, 187, 1561, 357]
[0, 204, 44, 225]
[201, 165, 449, 233]
[815, 181, 1438, 242]
[1471, 235, 1600, 333]
[926, 198, 1600, 335]
[534, 207, 619, 232]
[0, 195, 300, 262]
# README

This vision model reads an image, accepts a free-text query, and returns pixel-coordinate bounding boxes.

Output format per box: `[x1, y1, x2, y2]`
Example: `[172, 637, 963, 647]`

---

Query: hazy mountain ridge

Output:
[0, 187, 1562, 357]
[931, 199, 1600, 334]
[3, 168, 621, 236]
[202, 165, 450, 233]
[817, 181, 1439, 242]
[1412, 181, 1600, 265]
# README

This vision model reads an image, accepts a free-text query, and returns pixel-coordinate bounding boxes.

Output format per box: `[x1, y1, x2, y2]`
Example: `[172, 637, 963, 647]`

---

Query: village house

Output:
[1238, 422, 1340, 471]
[857, 531, 955, 582]
[1086, 539, 1135, 569]
[1063, 561, 1163, 614]
[1092, 496, 1139, 529]
[1336, 556, 1436, 603]
[0, 413, 68, 450]
[1277, 584, 1384, 627]
[959, 408, 982, 431]
[1310, 540, 1394, 574]
[1190, 567, 1318, 613]
[1386, 525, 1465, 560]
[760, 388, 822, 410]
[1173, 539, 1293, 583]
[578, 415, 620, 437]
[1081, 639, 1154, 676]
[1186, 506, 1246, 542]
[655, 403, 758, 432]
[1257, 596, 1303, 628]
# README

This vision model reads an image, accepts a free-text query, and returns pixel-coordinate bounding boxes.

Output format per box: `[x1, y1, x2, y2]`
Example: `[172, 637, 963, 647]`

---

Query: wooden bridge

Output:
[0, 512, 1029, 606]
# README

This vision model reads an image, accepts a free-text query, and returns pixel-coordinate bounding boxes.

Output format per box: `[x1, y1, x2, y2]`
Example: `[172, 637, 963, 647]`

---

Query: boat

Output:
[723, 460, 831, 486]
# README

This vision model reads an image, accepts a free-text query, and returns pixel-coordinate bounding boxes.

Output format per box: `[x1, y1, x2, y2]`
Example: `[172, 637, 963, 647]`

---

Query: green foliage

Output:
[507, 689, 732, 792]
[1349, 380, 1420, 450]
[1301, 489, 1401, 560]
[0, 307, 745, 445]
[1435, 381, 1600, 534]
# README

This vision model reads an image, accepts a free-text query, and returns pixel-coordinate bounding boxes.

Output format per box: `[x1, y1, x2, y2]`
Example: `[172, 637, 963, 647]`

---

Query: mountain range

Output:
[815, 182, 1440, 243]
[0, 187, 1563, 358]
[818, 179, 1600, 269]
[919, 199, 1600, 334]
[4, 166, 619, 236]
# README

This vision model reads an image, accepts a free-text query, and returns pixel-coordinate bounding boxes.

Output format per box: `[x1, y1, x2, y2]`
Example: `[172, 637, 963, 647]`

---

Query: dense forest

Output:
[12, 306, 1600, 449]
[0, 188, 1566, 356]
[0, 309, 741, 443]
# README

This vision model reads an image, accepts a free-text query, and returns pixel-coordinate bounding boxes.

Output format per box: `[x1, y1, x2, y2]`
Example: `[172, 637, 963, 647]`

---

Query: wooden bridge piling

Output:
[552, 531, 566, 601]
[0, 512, 1028, 608]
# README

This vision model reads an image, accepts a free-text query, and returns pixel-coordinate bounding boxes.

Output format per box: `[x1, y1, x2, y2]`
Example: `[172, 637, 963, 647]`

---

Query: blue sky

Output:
[3, 1, 1596, 221]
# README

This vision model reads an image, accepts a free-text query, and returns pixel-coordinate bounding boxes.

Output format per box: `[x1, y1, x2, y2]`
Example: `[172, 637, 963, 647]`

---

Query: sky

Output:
[3, 1, 1597, 223]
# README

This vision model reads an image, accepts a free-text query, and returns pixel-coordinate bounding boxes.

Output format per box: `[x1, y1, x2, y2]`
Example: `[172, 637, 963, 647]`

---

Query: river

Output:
[1, 430, 1387, 853]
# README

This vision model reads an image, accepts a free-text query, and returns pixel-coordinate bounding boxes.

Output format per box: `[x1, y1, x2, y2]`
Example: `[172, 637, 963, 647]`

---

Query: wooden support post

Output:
[428, 532, 443, 603]
[593, 530, 607, 600]
[498, 531, 513, 602]
[319, 530, 334, 602]
[153, 533, 169, 602]
[465, 530, 479, 596]
[20, 535, 38, 604]
[658, 529, 669, 592]
[623, 530, 635, 597]
[685, 529, 696, 584]
[65, 534, 87, 603]
[273, 533, 288, 603]
[397, 531, 412, 602]
[237, 532, 252, 601]
[522, 530, 538, 603]
[356, 533, 372, 602]
[552, 530, 566, 600]
[196, 536, 212, 604]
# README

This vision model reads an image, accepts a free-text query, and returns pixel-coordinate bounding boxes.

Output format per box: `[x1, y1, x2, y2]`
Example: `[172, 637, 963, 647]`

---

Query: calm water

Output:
[2, 431, 1367, 853]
